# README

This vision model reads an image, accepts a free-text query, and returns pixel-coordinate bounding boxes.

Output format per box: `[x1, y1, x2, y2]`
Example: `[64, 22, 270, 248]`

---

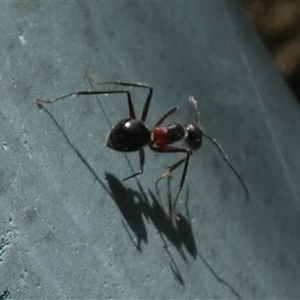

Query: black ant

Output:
[36, 81, 249, 221]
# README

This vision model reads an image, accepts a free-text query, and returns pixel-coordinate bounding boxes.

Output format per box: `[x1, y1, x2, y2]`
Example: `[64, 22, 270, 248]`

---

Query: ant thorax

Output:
[151, 122, 203, 152]
[151, 123, 185, 147]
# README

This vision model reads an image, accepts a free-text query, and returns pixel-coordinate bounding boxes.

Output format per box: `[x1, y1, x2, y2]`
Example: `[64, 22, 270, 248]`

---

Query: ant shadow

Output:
[104, 173, 148, 252]
[38, 106, 242, 296]
[105, 174, 242, 297]
[39, 106, 196, 277]
[105, 173, 198, 286]
[105, 173, 197, 258]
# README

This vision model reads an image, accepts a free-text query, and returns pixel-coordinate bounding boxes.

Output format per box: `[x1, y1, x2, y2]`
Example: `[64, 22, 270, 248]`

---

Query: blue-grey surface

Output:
[0, 1, 300, 299]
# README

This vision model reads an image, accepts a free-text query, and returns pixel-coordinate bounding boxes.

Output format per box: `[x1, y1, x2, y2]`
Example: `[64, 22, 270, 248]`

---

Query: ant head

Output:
[106, 118, 151, 152]
[185, 123, 203, 151]
[184, 96, 203, 151]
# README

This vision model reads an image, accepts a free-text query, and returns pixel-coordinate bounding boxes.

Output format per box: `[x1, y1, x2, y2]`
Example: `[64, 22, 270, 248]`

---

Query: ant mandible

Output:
[36, 80, 249, 221]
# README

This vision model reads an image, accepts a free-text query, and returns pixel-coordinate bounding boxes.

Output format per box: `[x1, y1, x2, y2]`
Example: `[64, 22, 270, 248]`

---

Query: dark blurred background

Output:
[241, 0, 300, 101]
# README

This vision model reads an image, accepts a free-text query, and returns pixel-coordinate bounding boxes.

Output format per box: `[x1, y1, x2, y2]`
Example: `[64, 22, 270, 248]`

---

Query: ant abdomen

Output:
[106, 118, 151, 152]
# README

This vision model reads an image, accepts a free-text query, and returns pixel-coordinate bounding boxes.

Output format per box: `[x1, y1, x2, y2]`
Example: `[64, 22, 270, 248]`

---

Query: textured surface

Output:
[0, 1, 300, 299]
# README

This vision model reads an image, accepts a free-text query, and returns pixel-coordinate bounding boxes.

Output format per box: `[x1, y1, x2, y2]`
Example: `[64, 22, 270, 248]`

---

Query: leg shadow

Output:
[105, 173, 147, 251]
[176, 186, 197, 258]
[38, 106, 110, 194]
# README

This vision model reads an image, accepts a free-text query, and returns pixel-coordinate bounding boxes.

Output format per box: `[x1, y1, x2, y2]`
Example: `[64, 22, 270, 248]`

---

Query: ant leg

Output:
[85, 76, 153, 123]
[123, 148, 145, 181]
[150, 145, 192, 220]
[140, 84, 153, 123]
[154, 106, 178, 127]
[36, 90, 136, 119]
[155, 157, 186, 192]
[97, 81, 152, 123]
[172, 154, 190, 221]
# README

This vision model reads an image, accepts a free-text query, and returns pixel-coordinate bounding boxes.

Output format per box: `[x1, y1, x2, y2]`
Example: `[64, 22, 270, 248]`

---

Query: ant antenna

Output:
[189, 96, 250, 201]
[189, 96, 200, 125]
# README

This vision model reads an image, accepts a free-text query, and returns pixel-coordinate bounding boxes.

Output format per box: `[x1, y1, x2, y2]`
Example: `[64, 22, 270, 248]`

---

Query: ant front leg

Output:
[149, 144, 192, 221]
[154, 106, 178, 127]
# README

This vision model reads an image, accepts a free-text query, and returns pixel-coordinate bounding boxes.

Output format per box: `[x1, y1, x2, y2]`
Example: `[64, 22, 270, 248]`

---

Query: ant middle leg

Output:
[123, 148, 145, 181]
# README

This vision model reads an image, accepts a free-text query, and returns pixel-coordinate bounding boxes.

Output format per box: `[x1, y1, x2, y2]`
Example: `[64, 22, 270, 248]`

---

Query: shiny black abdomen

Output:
[106, 118, 151, 152]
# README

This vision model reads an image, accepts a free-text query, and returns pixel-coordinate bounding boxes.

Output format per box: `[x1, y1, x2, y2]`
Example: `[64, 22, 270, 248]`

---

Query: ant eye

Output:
[185, 123, 202, 150]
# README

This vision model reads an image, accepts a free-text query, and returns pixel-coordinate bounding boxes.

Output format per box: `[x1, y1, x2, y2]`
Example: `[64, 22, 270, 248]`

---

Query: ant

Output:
[36, 80, 249, 221]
